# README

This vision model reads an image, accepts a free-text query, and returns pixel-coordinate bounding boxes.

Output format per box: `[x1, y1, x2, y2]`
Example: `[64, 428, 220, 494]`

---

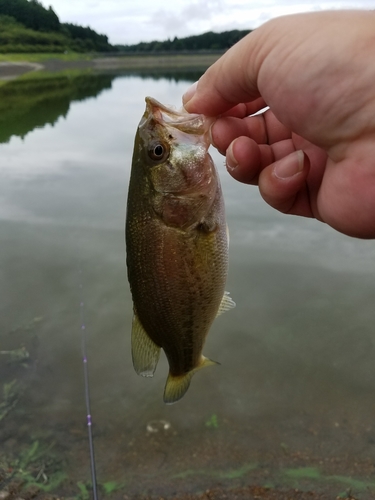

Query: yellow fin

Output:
[216, 291, 236, 317]
[163, 356, 219, 405]
[131, 312, 160, 377]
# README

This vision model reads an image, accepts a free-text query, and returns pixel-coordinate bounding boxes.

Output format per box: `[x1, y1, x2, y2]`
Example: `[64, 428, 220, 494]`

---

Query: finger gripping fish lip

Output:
[144, 96, 213, 137]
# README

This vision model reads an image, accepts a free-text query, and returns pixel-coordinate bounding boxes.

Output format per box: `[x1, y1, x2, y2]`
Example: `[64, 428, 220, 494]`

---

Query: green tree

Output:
[117, 29, 251, 53]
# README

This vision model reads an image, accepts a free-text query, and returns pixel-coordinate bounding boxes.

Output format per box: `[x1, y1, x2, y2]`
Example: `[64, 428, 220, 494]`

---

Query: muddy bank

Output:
[0, 62, 43, 81]
[0, 485, 341, 500]
[92, 53, 221, 71]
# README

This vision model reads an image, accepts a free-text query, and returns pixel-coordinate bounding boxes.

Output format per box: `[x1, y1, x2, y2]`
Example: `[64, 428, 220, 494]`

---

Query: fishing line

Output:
[79, 268, 99, 500]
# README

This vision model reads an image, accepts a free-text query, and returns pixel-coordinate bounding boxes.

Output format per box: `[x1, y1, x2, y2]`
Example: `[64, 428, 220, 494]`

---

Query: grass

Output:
[0, 439, 67, 494]
[17, 67, 93, 81]
[0, 52, 94, 63]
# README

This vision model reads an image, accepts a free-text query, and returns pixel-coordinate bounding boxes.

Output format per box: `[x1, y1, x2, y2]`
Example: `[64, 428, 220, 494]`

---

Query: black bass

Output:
[126, 96, 234, 404]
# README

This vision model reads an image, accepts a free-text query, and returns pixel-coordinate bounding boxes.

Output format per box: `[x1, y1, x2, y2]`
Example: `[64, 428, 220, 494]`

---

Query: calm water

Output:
[1, 72, 375, 499]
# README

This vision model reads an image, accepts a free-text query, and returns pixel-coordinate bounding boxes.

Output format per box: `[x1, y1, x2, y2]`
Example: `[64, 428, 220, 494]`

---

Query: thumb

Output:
[259, 150, 311, 215]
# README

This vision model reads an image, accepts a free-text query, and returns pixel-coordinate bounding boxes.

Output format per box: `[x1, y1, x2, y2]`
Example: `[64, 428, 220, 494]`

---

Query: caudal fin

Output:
[163, 356, 218, 405]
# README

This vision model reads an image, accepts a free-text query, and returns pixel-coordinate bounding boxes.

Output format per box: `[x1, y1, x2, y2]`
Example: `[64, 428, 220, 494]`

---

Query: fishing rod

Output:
[79, 269, 99, 500]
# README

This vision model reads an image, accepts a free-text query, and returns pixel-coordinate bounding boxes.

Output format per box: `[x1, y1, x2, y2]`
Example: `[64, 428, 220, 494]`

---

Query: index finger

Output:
[183, 31, 262, 116]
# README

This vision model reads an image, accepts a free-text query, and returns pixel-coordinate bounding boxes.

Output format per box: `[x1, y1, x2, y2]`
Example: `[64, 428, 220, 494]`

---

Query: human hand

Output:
[183, 11, 375, 238]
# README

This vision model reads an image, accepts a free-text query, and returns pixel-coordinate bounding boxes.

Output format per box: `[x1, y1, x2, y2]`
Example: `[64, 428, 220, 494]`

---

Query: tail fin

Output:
[163, 356, 219, 405]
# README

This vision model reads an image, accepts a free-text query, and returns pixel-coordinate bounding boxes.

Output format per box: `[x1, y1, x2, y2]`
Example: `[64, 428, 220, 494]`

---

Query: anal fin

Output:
[131, 312, 160, 377]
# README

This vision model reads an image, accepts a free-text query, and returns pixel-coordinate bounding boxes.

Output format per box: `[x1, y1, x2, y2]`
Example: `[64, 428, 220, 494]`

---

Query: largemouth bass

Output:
[126, 96, 235, 404]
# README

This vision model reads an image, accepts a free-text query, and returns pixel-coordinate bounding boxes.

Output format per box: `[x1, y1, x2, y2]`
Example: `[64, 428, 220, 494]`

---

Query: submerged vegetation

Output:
[0, 0, 114, 53]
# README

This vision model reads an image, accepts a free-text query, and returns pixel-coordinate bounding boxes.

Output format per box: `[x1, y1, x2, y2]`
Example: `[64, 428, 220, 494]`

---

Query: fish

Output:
[125, 96, 235, 404]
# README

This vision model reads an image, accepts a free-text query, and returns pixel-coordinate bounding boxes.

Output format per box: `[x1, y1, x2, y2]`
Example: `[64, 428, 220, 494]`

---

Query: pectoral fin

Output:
[216, 291, 236, 317]
[131, 312, 160, 377]
[163, 356, 219, 404]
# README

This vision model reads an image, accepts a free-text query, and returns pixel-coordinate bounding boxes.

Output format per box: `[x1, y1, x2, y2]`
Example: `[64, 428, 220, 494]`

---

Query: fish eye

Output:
[148, 142, 169, 162]
[154, 145, 164, 157]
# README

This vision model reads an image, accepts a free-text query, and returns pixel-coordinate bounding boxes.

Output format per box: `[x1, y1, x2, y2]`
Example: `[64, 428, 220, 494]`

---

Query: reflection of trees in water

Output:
[0, 74, 115, 144]
[0, 69, 201, 144]
[114, 69, 203, 84]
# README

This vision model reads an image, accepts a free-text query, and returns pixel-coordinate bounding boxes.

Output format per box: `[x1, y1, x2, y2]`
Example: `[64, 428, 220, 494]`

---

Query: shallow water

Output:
[0, 72, 375, 499]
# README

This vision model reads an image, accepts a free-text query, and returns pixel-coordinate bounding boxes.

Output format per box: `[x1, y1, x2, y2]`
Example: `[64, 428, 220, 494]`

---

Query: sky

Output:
[42, 0, 374, 46]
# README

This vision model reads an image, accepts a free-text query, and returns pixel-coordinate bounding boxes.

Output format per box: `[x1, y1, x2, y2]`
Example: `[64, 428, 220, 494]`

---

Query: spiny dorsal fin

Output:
[131, 312, 160, 377]
[216, 291, 236, 317]
[163, 356, 219, 405]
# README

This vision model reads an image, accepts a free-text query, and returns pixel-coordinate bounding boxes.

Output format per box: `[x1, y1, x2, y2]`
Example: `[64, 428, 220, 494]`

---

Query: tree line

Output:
[0, 0, 114, 53]
[117, 30, 252, 53]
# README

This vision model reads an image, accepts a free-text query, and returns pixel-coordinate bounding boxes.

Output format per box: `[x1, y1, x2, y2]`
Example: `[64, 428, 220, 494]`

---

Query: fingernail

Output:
[208, 120, 217, 148]
[182, 81, 198, 106]
[274, 150, 305, 179]
[226, 141, 238, 172]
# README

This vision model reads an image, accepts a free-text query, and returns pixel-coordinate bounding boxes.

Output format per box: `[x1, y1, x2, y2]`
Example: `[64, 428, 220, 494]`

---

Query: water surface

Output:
[0, 72, 375, 499]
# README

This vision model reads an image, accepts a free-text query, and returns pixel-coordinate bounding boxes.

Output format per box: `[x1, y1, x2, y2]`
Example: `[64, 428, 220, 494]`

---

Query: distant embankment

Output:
[0, 52, 224, 81]
[93, 52, 223, 71]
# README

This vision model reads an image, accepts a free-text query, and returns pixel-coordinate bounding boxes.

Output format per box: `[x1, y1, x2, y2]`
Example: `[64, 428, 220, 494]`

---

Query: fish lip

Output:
[144, 96, 213, 136]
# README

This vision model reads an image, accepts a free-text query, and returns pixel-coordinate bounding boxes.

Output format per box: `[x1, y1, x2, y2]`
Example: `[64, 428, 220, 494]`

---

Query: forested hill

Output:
[0, 0, 114, 52]
[117, 29, 252, 53]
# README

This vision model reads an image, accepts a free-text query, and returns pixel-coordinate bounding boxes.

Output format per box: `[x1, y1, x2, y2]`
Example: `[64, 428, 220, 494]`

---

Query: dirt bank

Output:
[0, 61, 43, 80]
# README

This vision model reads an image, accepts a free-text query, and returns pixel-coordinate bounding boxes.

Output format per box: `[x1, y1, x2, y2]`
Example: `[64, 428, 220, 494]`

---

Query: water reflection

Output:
[0, 74, 115, 144]
[0, 70, 200, 146]
[0, 71, 375, 499]
[115, 68, 203, 82]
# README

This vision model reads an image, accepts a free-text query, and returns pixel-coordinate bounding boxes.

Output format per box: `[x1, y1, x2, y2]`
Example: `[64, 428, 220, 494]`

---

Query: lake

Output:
[0, 70, 375, 499]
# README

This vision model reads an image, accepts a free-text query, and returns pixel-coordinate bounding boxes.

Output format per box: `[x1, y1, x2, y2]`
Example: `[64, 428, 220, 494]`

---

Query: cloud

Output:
[146, 0, 224, 40]
[44, 0, 375, 45]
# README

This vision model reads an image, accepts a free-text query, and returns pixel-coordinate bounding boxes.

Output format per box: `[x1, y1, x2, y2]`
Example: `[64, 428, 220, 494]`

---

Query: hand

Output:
[183, 11, 375, 238]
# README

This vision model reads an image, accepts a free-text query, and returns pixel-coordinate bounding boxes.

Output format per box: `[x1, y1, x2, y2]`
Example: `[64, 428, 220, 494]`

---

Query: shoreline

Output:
[0, 61, 44, 80]
[0, 53, 222, 81]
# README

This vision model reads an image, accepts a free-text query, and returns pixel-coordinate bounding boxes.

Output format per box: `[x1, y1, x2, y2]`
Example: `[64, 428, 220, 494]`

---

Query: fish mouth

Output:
[143, 96, 213, 137]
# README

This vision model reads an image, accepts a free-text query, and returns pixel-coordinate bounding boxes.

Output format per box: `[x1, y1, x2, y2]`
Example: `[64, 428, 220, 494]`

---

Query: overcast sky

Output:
[42, 0, 374, 45]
